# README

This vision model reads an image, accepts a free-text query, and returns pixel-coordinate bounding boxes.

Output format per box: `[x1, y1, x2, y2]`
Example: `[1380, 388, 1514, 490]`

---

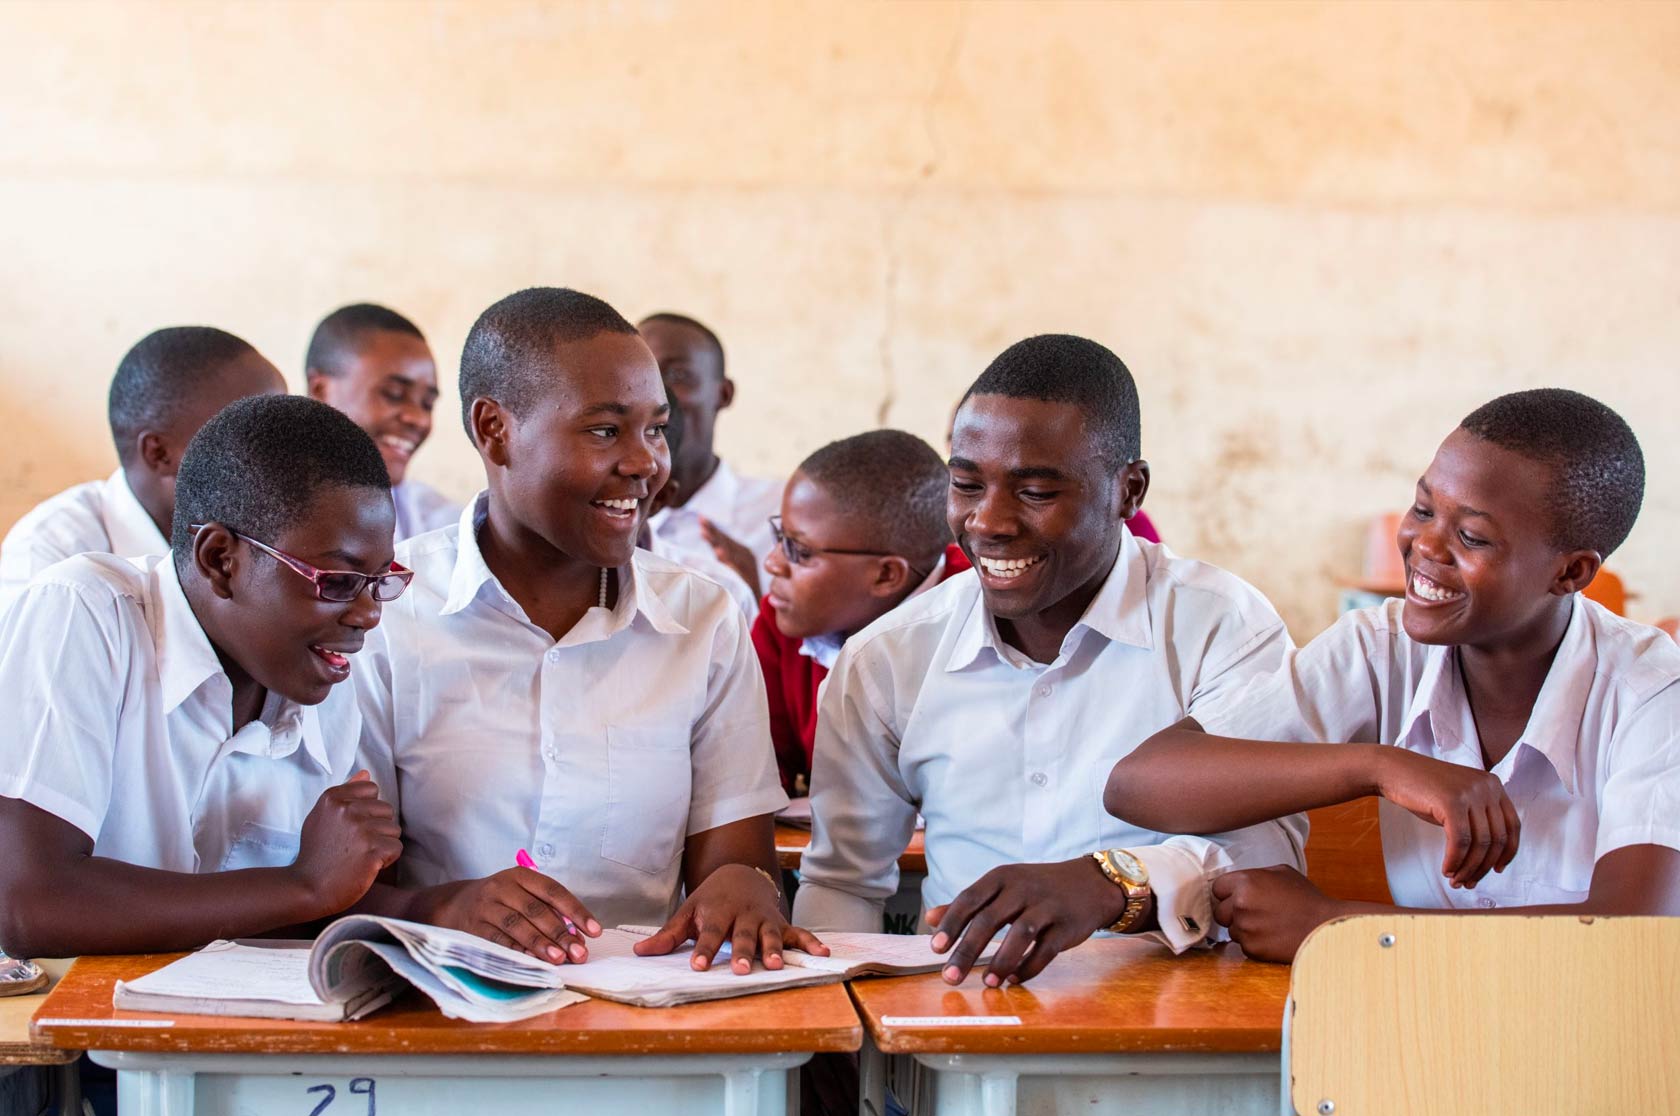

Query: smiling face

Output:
[477, 330, 670, 570]
[307, 330, 439, 486]
[639, 318, 729, 481]
[1397, 427, 1596, 652]
[764, 470, 908, 641]
[948, 393, 1144, 629]
[197, 483, 396, 706]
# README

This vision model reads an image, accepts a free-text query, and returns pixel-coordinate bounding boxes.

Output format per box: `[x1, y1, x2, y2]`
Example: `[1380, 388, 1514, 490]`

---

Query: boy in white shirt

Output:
[638, 312, 782, 596]
[1108, 388, 1680, 961]
[0, 395, 406, 958]
[305, 303, 459, 542]
[354, 288, 823, 974]
[0, 326, 285, 607]
[792, 334, 1306, 986]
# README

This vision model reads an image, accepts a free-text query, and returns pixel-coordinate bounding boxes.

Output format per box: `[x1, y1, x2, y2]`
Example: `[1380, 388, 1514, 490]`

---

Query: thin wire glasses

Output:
[190, 525, 414, 602]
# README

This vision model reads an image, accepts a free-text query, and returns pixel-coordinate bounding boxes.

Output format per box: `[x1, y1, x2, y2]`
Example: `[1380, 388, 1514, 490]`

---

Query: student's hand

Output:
[634, 863, 828, 973]
[927, 857, 1129, 986]
[1211, 865, 1346, 963]
[1374, 749, 1521, 888]
[698, 517, 762, 598]
[422, 869, 603, 965]
[290, 771, 404, 916]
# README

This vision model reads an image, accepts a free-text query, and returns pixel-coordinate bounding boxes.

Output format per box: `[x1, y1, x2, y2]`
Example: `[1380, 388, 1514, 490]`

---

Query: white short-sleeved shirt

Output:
[0, 470, 168, 609]
[646, 534, 761, 622]
[1197, 596, 1680, 910]
[0, 553, 361, 872]
[792, 529, 1307, 951]
[645, 459, 782, 573]
[392, 479, 460, 544]
[354, 495, 788, 930]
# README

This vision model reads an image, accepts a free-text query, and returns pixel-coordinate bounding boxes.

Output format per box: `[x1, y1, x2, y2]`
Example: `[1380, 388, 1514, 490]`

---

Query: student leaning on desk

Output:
[0, 396, 406, 959]
[1108, 388, 1680, 961]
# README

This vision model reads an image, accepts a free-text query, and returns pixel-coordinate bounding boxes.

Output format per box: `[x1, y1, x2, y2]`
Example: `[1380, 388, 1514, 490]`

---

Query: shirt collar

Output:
[801, 554, 948, 671]
[1397, 598, 1590, 795]
[153, 557, 329, 771]
[102, 470, 168, 557]
[441, 493, 688, 640]
[945, 529, 1153, 672]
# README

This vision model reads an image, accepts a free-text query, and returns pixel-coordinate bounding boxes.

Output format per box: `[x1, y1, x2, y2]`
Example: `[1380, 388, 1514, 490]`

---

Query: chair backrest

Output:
[1304, 798, 1392, 904]
[1582, 568, 1626, 615]
[1288, 914, 1680, 1115]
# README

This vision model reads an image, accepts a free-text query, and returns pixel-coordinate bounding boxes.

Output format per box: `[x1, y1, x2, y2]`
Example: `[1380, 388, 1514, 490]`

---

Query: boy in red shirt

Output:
[753, 430, 969, 796]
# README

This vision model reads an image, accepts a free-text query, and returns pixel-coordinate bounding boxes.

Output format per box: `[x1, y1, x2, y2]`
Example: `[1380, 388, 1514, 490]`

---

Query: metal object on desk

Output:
[0, 954, 48, 998]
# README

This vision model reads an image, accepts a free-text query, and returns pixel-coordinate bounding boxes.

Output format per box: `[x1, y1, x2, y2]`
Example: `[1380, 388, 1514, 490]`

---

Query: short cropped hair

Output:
[638, 312, 725, 375]
[171, 395, 391, 565]
[799, 430, 952, 565]
[961, 334, 1140, 470]
[107, 327, 263, 465]
[458, 287, 639, 435]
[1458, 388, 1644, 557]
[305, 303, 425, 378]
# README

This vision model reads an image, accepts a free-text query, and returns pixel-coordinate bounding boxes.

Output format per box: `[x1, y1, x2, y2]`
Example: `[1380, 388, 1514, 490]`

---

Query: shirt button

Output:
[546, 649, 561, 664]
[536, 843, 555, 860]
[1030, 772, 1048, 787]
[543, 746, 557, 761]
[1035, 683, 1052, 698]
[1477, 896, 1498, 909]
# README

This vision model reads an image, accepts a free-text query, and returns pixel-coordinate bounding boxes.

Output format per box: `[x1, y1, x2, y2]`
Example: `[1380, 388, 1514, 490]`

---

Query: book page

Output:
[119, 941, 323, 1006]
[561, 929, 831, 1003]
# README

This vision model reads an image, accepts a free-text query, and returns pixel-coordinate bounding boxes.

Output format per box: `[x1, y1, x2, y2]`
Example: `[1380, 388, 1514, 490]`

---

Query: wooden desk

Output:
[848, 936, 1290, 1116]
[774, 824, 927, 874]
[2, 960, 80, 1116]
[34, 954, 860, 1116]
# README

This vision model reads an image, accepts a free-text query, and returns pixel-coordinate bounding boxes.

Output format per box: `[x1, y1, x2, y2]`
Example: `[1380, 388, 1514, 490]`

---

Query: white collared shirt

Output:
[0, 553, 359, 872]
[792, 530, 1306, 951]
[798, 554, 952, 672]
[1198, 596, 1680, 910]
[646, 533, 761, 622]
[645, 458, 782, 571]
[354, 495, 788, 930]
[0, 470, 168, 609]
[392, 479, 461, 544]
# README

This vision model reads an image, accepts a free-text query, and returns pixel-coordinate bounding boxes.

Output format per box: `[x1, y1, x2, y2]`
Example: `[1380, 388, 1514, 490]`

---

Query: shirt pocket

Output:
[218, 821, 301, 871]
[601, 724, 693, 874]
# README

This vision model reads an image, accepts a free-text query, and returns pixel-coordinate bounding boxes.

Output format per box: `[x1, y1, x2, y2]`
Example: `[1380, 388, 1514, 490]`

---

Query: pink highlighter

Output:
[515, 848, 579, 939]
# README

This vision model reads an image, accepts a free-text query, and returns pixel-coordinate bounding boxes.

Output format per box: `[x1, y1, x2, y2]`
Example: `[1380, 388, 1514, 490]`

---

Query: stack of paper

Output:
[113, 940, 395, 1022]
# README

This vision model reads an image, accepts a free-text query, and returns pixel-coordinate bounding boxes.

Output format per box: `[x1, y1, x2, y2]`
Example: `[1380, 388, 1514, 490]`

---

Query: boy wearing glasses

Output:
[754, 430, 969, 796]
[0, 396, 406, 958]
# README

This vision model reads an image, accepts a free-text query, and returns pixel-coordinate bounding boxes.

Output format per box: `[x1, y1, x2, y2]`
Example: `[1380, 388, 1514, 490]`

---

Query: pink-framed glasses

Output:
[190, 524, 413, 603]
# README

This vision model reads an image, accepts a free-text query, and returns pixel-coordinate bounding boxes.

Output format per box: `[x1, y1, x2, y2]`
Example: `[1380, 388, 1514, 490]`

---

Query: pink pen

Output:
[515, 848, 579, 939]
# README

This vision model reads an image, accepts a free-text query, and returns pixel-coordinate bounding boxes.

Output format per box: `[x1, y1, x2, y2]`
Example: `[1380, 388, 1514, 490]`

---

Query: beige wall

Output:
[2, 0, 1676, 637]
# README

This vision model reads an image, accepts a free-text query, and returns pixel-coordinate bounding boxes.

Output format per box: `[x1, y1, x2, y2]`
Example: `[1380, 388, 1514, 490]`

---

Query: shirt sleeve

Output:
[792, 639, 920, 932]
[0, 580, 129, 840]
[686, 603, 789, 835]
[1594, 682, 1680, 862]
[1194, 607, 1389, 745]
[1130, 598, 1309, 952]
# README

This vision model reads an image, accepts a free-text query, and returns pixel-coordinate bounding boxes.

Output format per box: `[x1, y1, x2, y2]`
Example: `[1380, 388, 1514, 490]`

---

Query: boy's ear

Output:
[869, 556, 917, 600]
[1117, 459, 1151, 521]
[470, 398, 511, 467]
[1554, 549, 1603, 597]
[304, 373, 330, 402]
[717, 376, 736, 411]
[191, 522, 242, 601]
[136, 431, 173, 476]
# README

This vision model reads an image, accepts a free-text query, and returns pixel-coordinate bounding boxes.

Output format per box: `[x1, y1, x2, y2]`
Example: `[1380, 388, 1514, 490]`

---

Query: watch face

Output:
[1109, 849, 1148, 886]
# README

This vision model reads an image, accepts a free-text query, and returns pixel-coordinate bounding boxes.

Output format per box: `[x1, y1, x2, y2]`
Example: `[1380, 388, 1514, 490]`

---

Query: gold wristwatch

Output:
[1091, 848, 1152, 934]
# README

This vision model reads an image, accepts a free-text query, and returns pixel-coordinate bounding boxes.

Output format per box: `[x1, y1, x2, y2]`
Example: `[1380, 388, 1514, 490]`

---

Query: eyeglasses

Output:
[190, 525, 414, 603]
[767, 515, 899, 568]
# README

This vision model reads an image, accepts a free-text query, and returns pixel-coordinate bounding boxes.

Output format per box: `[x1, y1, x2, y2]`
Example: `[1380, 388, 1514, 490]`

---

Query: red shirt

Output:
[752, 543, 971, 795]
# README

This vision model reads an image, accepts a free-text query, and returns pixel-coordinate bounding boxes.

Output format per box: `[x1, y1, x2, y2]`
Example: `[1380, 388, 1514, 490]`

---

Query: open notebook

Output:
[113, 918, 993, 1019]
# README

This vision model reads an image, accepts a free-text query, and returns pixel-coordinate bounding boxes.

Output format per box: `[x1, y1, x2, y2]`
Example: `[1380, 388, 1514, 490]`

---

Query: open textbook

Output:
[112, 918, 993, 1019]
[113, 916, 587, 1023]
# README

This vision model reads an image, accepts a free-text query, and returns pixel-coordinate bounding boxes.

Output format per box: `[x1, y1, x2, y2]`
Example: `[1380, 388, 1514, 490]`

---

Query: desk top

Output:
[776, 825, 926, 874]
[32, 954, 861, 1057]
[848, 937, 1288, 1055]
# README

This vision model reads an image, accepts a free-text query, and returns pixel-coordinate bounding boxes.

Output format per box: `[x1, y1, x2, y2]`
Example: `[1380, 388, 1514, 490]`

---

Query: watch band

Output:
[1091, 849, 1152, 934]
